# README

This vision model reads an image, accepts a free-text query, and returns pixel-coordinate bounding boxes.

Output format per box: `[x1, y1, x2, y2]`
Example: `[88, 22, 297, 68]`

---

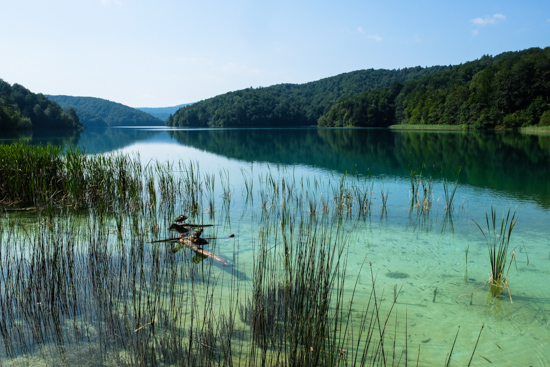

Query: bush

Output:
[539, 110, 550, 126]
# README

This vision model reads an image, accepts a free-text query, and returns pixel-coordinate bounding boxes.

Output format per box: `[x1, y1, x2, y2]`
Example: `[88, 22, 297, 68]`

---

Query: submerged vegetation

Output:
[0, 142, 541, 365]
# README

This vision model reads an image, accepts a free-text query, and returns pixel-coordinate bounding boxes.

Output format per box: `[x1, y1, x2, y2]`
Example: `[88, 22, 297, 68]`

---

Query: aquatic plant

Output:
[245, 214, 409, 366]
[0, 143, 491, 365]
[381, 188, 389, 215]
[473, 206, 521, 300]
[409, 172, 432, 213]
[443, 178, 458, 212]
[0, 142, 144, 212]
[464, 245, 469, 283]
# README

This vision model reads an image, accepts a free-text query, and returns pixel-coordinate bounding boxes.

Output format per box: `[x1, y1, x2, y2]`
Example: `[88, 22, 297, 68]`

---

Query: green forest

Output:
[4, 47, 549, 131]
[320, 47, 550, 128]
[168, 47, 550, 129]
[0, 79, 81, 130]
[167, 66, 448, 127]
[46, 95, 164, 128]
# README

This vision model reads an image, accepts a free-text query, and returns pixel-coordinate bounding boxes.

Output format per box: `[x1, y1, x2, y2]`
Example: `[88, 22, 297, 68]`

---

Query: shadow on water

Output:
[174, 243, 251, 282]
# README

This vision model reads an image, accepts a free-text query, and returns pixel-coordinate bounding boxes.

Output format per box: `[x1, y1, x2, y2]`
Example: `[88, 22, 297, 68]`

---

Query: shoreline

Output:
[388, 124, 467, 131]
[389, 124, 550, 134]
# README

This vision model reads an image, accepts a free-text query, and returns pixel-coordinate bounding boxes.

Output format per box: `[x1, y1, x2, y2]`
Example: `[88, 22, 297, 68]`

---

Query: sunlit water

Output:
[1, 127, 549, 366]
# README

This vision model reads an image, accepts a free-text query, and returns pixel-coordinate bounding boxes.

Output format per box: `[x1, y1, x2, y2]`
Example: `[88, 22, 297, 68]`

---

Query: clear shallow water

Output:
[1, 127, 549, 365]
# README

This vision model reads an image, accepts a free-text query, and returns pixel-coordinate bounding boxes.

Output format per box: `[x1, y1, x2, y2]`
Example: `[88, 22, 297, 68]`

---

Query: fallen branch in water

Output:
[171, 229, 233, 266]
[134, 318, 156, 332]
[149, 237, 181, 243]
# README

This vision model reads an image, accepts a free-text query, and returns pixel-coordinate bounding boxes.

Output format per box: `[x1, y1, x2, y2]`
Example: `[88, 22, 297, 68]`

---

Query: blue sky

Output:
[1, 0, 549, 107]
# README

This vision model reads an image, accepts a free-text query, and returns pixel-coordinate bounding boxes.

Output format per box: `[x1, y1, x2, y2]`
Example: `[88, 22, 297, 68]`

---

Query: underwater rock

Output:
[385, 271, 409, 279]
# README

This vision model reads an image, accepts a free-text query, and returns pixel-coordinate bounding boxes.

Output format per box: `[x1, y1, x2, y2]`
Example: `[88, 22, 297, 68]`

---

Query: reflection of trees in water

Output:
[169, 129, 336, 168]
[169, 128, 550, 207]
[391, 130, 550, 207]
[75, 128, 162, 154]
[2, 128, 81, 147]
[3, 128, 164, 155]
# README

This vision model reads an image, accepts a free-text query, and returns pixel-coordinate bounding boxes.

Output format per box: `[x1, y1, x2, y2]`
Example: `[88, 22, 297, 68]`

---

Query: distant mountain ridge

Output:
[137, 104, 192, 121]
[46, 95, 164, 128]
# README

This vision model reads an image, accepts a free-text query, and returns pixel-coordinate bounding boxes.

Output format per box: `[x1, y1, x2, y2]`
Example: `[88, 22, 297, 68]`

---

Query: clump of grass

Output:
[0, 142, 64, 207]
[410, 172, 432, 213]
[0, 142, 144, 213]
[473, 206, 526, 301]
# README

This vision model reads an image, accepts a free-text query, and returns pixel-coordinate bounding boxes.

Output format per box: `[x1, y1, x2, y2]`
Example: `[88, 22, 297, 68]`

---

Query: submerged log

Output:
[167, 223, 215, 235]
[167, 223, 190, 234]
[172, 229, 232, 267]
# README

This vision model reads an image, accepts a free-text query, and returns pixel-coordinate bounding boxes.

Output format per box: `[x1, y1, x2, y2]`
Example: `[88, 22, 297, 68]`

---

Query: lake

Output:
[1, 127, 549, 366]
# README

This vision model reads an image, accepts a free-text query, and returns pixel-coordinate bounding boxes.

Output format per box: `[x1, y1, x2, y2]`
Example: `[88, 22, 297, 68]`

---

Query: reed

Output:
[409, 172, 432, 213]
[473, 207, 519, 300]
[0, 142, 145, 213]
[410, 172, 420, 209]
[381, 188, 389, 215]
[443, 178, 458, 212]
[241, 213, 408, 366]
[0, 143, 487, 366]
[464, 245, 469, 283]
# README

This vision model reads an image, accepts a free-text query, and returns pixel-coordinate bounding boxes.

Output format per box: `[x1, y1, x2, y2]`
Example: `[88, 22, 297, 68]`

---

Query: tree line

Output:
[168, 47, 550, 129]
[0, 79, 81, 130]
[167, 66, 448, 127]
[320, 47, 550, 128]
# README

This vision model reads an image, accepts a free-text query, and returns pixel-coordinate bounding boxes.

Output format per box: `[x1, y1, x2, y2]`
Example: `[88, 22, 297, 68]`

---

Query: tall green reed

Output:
[473, 206, 526, 300]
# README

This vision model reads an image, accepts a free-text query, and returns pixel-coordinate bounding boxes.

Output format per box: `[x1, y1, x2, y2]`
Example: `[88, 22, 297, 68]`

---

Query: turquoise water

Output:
[1, 127, 549, 365]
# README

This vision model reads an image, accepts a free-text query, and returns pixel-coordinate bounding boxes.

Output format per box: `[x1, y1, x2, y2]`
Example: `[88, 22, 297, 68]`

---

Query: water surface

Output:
[1, 127, 549, 365]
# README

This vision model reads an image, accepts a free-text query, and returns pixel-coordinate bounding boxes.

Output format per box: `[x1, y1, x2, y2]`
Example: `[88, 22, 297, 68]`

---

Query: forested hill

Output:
[167, 66, 448, 128]
[319, 47, 550, 128]
[0, 79, 81, 130]
[46, 95, 164, 128]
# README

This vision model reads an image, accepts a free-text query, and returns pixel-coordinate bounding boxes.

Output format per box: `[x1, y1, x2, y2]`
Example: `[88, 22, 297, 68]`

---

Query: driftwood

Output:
[173, 214, 214, 228]
[171, 229, 232, 267]
[150, 237, 180, 243]
[167, 223, 215, 234]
